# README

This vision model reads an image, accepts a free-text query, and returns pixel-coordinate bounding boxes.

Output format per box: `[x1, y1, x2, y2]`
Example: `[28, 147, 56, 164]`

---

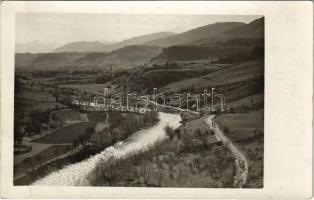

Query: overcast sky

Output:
[16, 13, 261, 45]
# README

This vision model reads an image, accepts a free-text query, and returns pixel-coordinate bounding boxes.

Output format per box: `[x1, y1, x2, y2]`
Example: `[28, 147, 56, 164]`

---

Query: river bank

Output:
[14, 111, 160, 185]
[32, 112, 181, 186]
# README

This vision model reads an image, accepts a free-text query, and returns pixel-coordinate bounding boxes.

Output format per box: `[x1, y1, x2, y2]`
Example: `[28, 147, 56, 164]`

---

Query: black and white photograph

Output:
[13, 13, 264, 188]
[1, 1, 312, 199]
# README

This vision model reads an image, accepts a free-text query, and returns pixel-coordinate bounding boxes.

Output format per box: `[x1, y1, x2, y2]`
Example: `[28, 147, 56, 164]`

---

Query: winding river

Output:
[32, 112, 181, 186]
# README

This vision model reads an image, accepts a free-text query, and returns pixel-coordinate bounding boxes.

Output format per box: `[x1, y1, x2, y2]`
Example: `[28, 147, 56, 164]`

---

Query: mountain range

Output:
[52, 32, 175, 53]
[15, 17, 264, 70]
[16, 41, 60, 53]
[144, 22, 245, 47]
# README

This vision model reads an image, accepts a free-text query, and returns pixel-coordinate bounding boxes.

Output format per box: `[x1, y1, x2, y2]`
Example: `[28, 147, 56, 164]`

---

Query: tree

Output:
[26, 122, 41, 136]
[72, 139, 79, 152]
[85, 127, 95, 138]
[99, 157, 119, 186]
[14, 123, 24, 146]
[83, 127, 95, 148]
[54, 149, 60, 160]
[141, 165, 151, 185]
[158, 169, 163, 187]
[23, 157, 34, 172]
[165, 125, 175, 140]
[35, 155, 43, 167]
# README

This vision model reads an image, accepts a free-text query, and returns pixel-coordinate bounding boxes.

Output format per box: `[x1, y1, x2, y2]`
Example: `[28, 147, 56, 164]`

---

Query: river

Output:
[32, 112, 181, 186]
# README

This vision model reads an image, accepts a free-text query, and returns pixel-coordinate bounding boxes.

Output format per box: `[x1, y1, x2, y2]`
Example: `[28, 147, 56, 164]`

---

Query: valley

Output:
[14, 16, 264, 188]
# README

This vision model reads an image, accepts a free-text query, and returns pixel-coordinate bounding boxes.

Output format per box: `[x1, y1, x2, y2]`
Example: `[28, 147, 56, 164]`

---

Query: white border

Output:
[1, 1, 313, 199]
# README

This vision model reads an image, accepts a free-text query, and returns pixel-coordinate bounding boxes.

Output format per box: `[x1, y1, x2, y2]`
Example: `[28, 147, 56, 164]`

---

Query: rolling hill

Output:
[53, 41, 109, 53]
[15, 45, 162, 70]
[52, 32, 175, 53]
[145, 22, 245, 47]
[190, 17, 264, 46]
[74, 45, 162, 67]
[154, 17, 264, 61]
[16, 41, 60, 53]
[15, 18, 264, 70]
[111, 32, 175, 50]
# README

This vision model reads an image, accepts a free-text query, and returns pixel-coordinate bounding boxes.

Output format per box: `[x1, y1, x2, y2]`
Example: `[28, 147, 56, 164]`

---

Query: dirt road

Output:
[205, 115, 248, 187]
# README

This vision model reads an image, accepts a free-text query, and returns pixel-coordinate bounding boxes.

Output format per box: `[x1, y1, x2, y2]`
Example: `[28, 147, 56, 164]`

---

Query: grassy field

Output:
[87, 111, 123, 124]
[15, 88, 67, 112]
[161, 61, 262, 87]
[14, 144, 70, 178]
[15, 88, 56, 102]
[87, 112, 108, 123]
[59, 84, 106, 94]
[15, 99, 66, 112]
[32, 122, 97, 144]
[226, 92, 264, 112]
[215, 110, 264, 142]
[53, 109, 82, 122]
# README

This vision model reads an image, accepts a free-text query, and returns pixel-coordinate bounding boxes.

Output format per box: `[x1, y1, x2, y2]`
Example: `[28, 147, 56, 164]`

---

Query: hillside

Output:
[16, 41, 60, 53]
[75, 45, 162, 67]
[53, 41, 108, 53]
[15, 53, 40, 68]
[112, 32, 175, 50]
[108, 60, 264, 111]
[154, 18, 264, 62]
[15, 52, 88, 70]
[190, 17, 264, 46]
[145, 22, 245, 47]
[222, 17, 264, 39]
[154, 39, 263, 62]
[52, 32, 174, 53]
[15, 45, 162, 70]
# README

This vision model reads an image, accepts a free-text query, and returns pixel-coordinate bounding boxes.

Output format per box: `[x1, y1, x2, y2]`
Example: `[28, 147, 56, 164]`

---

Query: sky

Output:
[16, 13, 261, 46]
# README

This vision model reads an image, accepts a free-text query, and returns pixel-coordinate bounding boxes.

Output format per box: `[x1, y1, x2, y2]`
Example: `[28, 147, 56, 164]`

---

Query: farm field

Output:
[52, 109, 82, 122]
[59, 84, 107, 94]
[32, 122, 97, 144]
[15, 99, 66, 112]
[15, 87, 67, 112]
[15, 88, 56, 101]
[215, 110, 264, 142]
[14, 144, 70, 178]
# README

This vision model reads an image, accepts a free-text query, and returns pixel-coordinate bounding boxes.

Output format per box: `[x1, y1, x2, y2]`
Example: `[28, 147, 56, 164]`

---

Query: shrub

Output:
[164, 125, 176, 140]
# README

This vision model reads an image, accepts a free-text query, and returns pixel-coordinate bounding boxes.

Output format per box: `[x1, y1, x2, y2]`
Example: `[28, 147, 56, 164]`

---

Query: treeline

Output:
[154, 37, 264, 63]
[90, 111, 159, 149]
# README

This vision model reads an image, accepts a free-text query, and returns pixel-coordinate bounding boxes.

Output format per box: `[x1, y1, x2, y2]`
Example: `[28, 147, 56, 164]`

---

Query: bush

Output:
[164, 125, 176, 140]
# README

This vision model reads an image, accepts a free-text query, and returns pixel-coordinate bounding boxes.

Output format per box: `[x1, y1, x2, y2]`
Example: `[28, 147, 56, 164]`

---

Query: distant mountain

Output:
[15, 52, 87, 70]
[15, 45, 162, 70]
[155, 18, 264, 61]
[15, 53, 40, 67]
[75, 45, 162, 67]
[53, 41, 108, 53]
[190, 17, 264, 46]
[15, 19, 264, 70]
[52, 32, 175, 53]
[221, 17, 264, 39]
[145, 22, 245, 47]
[112, 32, 175, 50]
[16, 41, 60, 53]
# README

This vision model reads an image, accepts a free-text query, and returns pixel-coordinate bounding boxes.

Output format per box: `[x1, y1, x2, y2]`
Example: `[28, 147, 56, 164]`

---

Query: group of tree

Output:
[72, 127, 95, 152]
